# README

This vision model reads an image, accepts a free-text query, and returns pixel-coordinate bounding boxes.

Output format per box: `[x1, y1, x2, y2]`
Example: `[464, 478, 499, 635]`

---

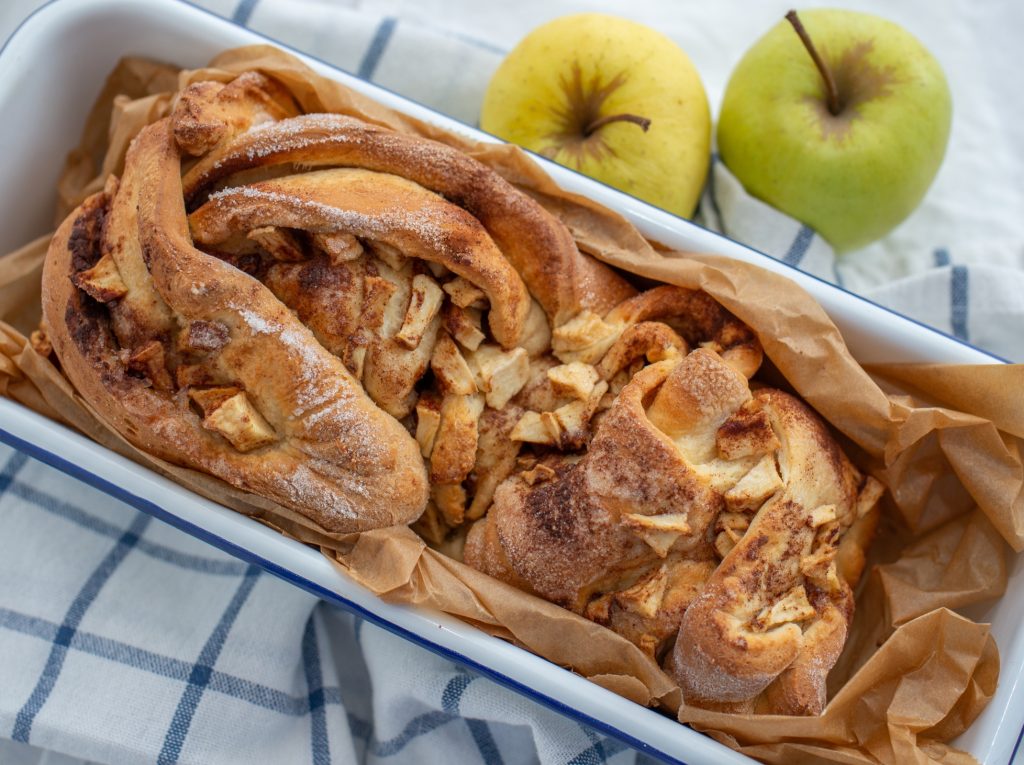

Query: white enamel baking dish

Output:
[0, 1, 1019, 763]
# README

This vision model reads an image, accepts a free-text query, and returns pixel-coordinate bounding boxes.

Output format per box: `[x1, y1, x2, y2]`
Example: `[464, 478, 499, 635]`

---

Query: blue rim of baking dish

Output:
[0, 2, 1016, 764]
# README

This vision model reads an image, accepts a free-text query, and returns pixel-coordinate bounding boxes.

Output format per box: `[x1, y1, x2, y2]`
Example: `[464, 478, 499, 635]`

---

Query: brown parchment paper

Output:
[2, 47, 1022, 765]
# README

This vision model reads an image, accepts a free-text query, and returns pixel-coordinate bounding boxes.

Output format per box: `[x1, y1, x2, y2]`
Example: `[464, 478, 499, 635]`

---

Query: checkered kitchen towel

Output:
[0, 445, 643, 765]
[2, 1, 1022, 764]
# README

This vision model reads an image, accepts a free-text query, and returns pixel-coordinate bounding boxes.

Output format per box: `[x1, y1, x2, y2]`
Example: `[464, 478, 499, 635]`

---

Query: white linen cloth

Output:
[0, 1, 1021, 764]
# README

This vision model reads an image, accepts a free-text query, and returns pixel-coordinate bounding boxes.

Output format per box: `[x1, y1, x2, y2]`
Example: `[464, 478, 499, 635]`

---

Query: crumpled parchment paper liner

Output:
[1, 47, 1020, 765]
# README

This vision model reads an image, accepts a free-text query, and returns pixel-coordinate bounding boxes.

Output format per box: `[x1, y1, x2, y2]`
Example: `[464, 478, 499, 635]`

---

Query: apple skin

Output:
[717, 9, 952, 253]
[481, 13, 710, 218]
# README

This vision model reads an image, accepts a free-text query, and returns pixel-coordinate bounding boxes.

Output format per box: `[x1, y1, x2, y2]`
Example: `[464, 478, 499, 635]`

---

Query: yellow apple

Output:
[481, 13, 711, 218]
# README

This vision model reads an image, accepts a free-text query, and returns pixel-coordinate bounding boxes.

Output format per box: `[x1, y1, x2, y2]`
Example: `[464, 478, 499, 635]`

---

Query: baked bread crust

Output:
[672, 386, 882, 714]
[42, 120, 430, 532]
[465, 347, 882, 714]
[189, 167, 531, 350]
[179, 113, 636, 326]
[40, 69, 883, 713]
[43, 71, 637, 535]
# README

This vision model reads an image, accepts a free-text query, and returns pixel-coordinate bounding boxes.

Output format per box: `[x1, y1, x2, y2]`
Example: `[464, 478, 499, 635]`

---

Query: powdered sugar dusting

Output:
[217, 303, 401, 524]
[232, 304, 330, 412]
[197, 113, 508, 224]
[279, 325, 332, 411]
[188, 111, 591, 326]
[279, 462, 357, 519]
[236, 307, 278, 335]
[214, 114, 372, 169]
[207, 184, 449, 252]
[147, 410, 358, 522]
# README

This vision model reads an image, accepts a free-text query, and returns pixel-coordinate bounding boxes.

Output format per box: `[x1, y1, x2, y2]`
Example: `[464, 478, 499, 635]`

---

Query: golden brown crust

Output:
[42, 120, 429, 532]
[41, 69, 881, 717]
[604, 285, 762, 379]
[548, 285, 762, 376]
[47, 69, 645, 542]
[465, 348, 881, 713]
[189, 167, 530, 350]
[179, 113, 635, 326]
[672, 389, 881, 713]
[467, 352, 750, 610]
[171, 72, 300, 156]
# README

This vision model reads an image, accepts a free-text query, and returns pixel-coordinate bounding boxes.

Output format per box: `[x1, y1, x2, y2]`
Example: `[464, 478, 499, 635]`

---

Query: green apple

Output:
[481, 13, 711, 218]
[717, 9, 952, 253]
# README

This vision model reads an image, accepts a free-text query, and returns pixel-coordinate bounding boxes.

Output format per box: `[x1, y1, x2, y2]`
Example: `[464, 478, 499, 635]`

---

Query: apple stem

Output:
[785, 10, 841, 116]
[583, 113, 652, 137]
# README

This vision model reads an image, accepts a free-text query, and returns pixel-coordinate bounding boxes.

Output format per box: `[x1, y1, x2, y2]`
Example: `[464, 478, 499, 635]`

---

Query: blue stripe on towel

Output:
[0, 607, 345, 717]
[951, 265, 969, 341]
[0, 450, 28, 495]
[783, 225, 814, 267]
[12, 511, 152, 742]
[347, 711, 372, 741]
[832, 260, 846, 288]
[5, 477, 247, 575]
[231, 0, 260, 25]
[357, 17, 398, 81]
[302, 616, 331, 765]
[706, 154, 726, 236]
[466, 718, 504, 765]
[441, 670, 504, 764]
[339, 672, 472, 757]
[933, 247, 951, 267]
[441, 672, 474, 714]
[576, 723, 634, 765]
[158, 565, 261, 764]
[369, 710, 458, 756]
[567, 735, 630, 765]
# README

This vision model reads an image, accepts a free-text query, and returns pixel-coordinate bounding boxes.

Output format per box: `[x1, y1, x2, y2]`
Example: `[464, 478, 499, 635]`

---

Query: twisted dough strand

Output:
[181, 113, 636, 325]
[43, 118, 430, 532]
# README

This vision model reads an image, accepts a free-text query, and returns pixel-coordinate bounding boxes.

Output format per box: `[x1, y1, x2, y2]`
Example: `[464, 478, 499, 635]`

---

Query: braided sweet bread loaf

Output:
[465, 322, 882, 715]
[42, 71, 633, 531]
[42, 69, 882, 713]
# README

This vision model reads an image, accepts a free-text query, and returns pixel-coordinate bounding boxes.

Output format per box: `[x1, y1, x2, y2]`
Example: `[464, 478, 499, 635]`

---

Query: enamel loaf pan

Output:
[0, 2, 1018, 763]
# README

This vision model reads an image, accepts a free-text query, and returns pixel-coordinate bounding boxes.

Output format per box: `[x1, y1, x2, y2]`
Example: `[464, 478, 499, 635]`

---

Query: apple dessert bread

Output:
[465, 341, 882, 714]
[42, 69, 882, 713]
[41, 71, 632, 531]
